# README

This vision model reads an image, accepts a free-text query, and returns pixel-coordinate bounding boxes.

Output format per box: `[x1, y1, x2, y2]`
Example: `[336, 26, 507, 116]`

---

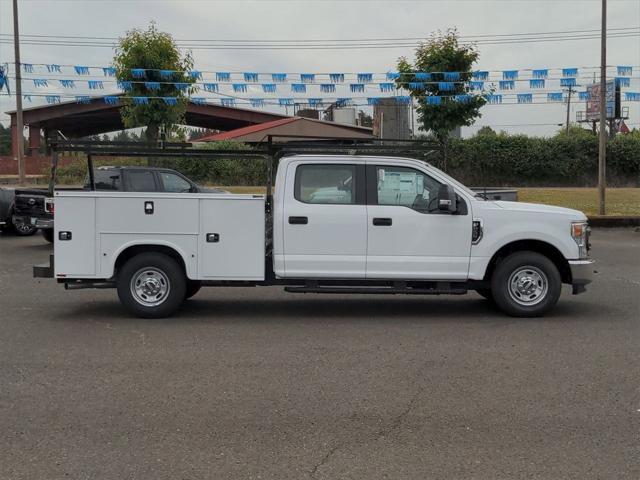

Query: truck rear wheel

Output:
[42, 229, 54, 243]
[490, 251, 561, 317]
[116, 253, 186, 318]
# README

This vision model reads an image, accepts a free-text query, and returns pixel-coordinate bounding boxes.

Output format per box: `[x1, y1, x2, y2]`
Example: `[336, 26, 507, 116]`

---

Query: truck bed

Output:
[53, 191, 266, 281]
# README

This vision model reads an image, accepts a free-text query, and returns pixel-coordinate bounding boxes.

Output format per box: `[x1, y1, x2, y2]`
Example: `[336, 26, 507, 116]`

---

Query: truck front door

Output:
[282, 162, 367, 278]
[365, 164, 472, 280]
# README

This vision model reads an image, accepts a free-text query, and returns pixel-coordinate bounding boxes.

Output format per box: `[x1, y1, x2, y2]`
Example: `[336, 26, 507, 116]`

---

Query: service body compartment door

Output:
[199, 198, 265, 280]
[54, 195, 97, 277]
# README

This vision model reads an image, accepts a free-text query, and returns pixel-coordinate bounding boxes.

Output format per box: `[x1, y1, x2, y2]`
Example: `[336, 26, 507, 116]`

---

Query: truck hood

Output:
[493, 201, 587, 220]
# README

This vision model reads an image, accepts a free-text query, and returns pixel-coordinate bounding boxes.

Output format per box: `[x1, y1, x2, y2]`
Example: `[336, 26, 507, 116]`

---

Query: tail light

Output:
[45, 198, 54, 215]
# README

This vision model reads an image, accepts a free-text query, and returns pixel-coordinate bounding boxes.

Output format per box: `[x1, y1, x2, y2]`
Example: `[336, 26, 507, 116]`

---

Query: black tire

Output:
[491, 251, 562, 317]
[475, 288, 494, 302]
[41, 229, 54, 243]
[116, 252, 186, 318]
[184, 280, 202, 300]
[12, 219, 37, 236]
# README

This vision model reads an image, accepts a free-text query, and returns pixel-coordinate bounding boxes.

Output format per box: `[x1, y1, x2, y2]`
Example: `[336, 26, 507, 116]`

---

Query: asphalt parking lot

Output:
[1, 228, 638, 479]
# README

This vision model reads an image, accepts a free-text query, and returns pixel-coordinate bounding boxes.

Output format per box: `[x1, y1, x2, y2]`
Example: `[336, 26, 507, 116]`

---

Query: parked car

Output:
[0, 187, 39, 236]
[36, 154, 594, 319]
[12, 167, 227, 243]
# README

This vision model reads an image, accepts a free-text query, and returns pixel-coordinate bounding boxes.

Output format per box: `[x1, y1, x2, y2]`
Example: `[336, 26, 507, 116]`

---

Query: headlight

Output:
[571, 221, 590, 258]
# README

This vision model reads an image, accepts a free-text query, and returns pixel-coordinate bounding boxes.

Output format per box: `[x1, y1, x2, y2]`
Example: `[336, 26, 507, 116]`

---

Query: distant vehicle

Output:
[12, 167, 227, 243]
[1, 187, 39, 236]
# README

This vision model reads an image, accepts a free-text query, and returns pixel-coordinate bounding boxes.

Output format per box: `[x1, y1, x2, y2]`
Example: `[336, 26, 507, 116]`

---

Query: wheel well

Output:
[114, 245, 187, 276]
[483, 240, 571, 284]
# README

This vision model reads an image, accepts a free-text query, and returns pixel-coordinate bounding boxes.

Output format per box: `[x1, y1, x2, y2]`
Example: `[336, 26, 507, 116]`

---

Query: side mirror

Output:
[437, 184, 457, 213]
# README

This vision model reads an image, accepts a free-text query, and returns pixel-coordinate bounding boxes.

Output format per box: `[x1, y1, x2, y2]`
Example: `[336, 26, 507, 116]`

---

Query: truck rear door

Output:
[282, 161, 367, 278]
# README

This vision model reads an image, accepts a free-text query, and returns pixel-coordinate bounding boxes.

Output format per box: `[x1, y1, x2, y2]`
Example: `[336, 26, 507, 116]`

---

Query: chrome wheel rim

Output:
[508, 266, 548, 306]
[15, 223, 34, 234]
[130, 267, 170, 307]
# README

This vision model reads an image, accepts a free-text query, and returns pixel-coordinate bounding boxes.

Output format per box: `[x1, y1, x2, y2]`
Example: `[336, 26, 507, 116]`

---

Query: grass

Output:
[518, 188, 640, 216]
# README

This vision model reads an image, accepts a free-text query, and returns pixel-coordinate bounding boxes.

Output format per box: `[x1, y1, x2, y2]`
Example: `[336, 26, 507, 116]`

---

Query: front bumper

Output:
[569, 259, 595, 294]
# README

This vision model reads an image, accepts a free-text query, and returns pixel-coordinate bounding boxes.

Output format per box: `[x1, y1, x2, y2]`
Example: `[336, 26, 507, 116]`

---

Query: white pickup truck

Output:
[36, 154, 593, 318]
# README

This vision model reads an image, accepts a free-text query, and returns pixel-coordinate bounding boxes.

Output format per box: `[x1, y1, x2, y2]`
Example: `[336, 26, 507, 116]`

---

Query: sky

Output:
[0, 0, 639, 138]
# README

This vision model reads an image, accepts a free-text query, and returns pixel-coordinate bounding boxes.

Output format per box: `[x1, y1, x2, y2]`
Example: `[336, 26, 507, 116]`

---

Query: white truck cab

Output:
[35, 153, 593, 319]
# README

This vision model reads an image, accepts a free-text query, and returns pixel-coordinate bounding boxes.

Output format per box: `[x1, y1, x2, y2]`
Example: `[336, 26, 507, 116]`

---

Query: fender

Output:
[106, 239, 196, 279]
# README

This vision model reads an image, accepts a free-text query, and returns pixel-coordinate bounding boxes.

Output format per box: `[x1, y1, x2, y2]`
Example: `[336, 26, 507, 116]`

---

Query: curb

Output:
[588, 216, 640, 228]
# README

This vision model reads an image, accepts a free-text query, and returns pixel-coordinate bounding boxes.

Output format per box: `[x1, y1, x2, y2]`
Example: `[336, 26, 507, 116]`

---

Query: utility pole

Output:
[12, 0, 25, 186]
[598, 0, 607, 215]
[565, 85, 573, 134]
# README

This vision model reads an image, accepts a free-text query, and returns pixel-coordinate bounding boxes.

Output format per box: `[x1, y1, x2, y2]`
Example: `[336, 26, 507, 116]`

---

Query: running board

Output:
[284, 285, 467, 295]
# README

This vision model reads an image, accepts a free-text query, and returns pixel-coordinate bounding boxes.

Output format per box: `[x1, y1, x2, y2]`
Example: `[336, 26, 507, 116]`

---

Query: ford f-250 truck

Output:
[35, 151, 593, 319]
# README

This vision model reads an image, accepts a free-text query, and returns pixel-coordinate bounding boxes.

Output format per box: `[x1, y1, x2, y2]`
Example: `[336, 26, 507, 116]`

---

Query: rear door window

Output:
[127, 170, 158, 192]
[92, 169, 122, 191]
[295, 164, 357, 204]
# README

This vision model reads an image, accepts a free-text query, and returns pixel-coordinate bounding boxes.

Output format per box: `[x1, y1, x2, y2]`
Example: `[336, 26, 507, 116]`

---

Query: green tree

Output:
[113, 23, 195, 143]
[397, 29, 486, 143]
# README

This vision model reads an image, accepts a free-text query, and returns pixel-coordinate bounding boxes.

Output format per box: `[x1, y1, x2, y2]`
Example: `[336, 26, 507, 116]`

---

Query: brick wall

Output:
[0, 155, 75, 175]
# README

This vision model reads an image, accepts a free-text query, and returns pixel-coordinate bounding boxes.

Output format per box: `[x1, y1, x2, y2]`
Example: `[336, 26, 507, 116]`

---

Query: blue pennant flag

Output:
[615, 77, 630, 87]
[46, 64, 62, 73]
[379, 83, 394, 92]
[0, 67, 6, 91]
[221, 98, 235, 107]
[529, 79, 545, 89]
[578, 91, 590, 101]
[386, 72, 400, 80]
[22, 64, 34, 73]
[74, 66, 90, 75]
[163, 97, 178, 106]
[308, 98, 323, 107]
[278, 98, 294, 106]
[547, 92, 563, 102]
[329, 73, 344, 83]
[367, 97, 381, 106]
[291, 83, 306, 93]
[396, 96, 411, 104]
[469, 81, 484, 91]
[408, 82, 425, 90]
[617, 66, 632, 76]
[336, 97, 352, 106]
[502, 70, 518, 80]
[455, 94, 472, 103]
[232, 83, 248, 93]
[144, 81, 160, 90]
[104, 96, 119, 105]
[216, 72, 231, 82]
[88, 80, 104, 90]
[320, 84, 335, 93]
[117, 80, 133, 91]
[23, 95, 32, 102]
[102, 67, 116, 77]
[59, 80, 75, 89]
[532, 69, 548, 79]
[250, 98, 265, 108]
[75, 95, 91, 104]
[203, 83, 219, 92]
[444, 72, 460, 81]
[262, 83, 277, 93]
[132, 97, 149, 105]
[46, 95, 61, 104]
[350, 84, 365, 93]
[487, 94, 502, 104]
[438, 82, 455, 91]
[131, 69, 146, 78]
[415, 72, 431, 81]
[160, 70, 174, 79]
[426, 96, 441, 105]
[188, 71, 202, 80]
[560, 78, 577, 87]
[174, 82, 190, 92]
[499, 80, 515, 90]
[244, 72, 259, 83]
[624, 92, 640, 101]
[562, 68, 578, 77]
[472, 71, 489, 81]
[33, 79, 48, 88]
[191, 97, 206, 105]
[272, 73, 287, 83]
[301, 74, 315, 83]
[357, 73, 373, 83]
[517, 93, 533, 104]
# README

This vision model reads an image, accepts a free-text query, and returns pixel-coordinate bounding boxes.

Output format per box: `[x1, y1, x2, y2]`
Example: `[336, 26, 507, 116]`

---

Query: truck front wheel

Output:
[116, 253, 186, 318]
[490, 251, 562, 317]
